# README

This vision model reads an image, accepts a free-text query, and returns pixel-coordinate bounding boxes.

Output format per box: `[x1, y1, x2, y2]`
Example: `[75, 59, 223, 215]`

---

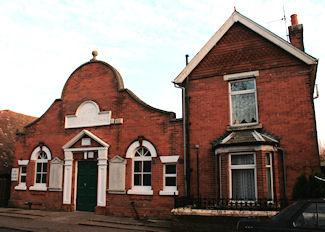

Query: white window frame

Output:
[29, 146, 51, 191]
[228, 78, 259, 126]
[229, 152, 257, 201]
[266, 152, 274, 201]
[14, 160, 29, 191]
[126, 140, 157, 195]
[159, 156, 179, 196]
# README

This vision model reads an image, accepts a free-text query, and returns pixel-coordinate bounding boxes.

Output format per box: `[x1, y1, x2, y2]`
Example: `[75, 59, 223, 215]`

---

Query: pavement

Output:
[0, 207, 172, 232]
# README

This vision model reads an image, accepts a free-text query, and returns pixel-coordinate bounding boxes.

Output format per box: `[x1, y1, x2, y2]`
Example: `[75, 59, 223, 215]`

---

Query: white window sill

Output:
[29, 185, 47, 191]
[227, 123, 262, 131]
[127, 189, 153, 195]
[15, 185, 27, 191]
[159, 190, 178, 196]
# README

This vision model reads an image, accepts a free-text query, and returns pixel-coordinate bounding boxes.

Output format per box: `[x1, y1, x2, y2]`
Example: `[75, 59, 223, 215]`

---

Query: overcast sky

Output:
[1, 0, 325, 143]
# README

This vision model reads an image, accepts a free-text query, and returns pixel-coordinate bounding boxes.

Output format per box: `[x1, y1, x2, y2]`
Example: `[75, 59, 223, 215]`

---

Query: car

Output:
[237, 199, 325, 231]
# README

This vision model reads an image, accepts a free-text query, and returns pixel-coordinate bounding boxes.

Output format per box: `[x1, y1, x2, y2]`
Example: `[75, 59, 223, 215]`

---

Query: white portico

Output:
[62, 129, 109, 210]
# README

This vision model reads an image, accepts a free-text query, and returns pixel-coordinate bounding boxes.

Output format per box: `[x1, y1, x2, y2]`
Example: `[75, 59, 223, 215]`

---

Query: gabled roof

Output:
[174, 11, 318, 84]
[62, 129, 109, 149]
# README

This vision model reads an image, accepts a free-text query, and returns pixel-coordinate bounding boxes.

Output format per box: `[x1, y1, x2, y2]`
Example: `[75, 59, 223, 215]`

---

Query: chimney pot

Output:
[291, 14, 298, 25]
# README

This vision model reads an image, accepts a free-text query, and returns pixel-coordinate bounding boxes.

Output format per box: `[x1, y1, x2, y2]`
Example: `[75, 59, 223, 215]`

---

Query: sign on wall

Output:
[11, 168, 19, 181]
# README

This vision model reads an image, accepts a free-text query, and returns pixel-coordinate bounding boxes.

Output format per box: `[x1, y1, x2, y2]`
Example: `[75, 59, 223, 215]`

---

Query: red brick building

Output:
[173, 12, 319, 203]
[10, 11, 320, 217]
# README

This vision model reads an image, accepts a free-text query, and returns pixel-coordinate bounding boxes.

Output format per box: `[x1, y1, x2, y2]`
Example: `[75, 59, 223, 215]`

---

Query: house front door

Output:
[76, 161, 97, 211]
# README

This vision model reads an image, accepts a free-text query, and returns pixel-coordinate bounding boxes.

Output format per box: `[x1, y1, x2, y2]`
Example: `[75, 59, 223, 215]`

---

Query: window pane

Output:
[21, 166, 27, 174]
[36, 174, 41, 183]
[43, 163, 47, 172]
[266, 153, 271, 165]
[37, 163, 42, 172]
[231, 80, 255, 91]
[166, 177, 176, 186]
[231, 93, 257, 124]
[232, 169, 255, 200]
[41, 174, 47, 184]
[134, 174, 141, 186]
[166, 164, 176, 174]
[21, 176, 26, 183]
[143, 161, 151, 172]
[134, 161, 141, 172]
[266, 168, 272, 200]
[143, 174, 151, 186]
[231, 154, 254, 165]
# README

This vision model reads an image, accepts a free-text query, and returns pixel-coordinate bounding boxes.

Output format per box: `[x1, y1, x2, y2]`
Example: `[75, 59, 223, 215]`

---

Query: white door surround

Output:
[62, 130, 109, 209]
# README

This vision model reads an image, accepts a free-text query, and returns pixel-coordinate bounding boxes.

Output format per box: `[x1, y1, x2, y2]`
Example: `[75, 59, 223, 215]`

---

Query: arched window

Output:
[36, 151, 48, 184]
[134, 147, 151, 187]
[126, 140, 157, 195]
[29, 145, 51, 191]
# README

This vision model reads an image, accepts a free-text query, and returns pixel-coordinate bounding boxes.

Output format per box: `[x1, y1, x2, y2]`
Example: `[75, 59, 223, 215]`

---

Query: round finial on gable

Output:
[90, 50, 98, 61]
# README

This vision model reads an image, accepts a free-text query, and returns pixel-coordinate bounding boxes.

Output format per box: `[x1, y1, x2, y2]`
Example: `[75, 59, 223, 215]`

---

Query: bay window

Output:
[229, 153, 257, 201]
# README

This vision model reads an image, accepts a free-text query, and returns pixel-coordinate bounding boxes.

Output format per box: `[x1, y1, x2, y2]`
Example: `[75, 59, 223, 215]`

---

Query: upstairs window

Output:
[229, 79, 258, 125]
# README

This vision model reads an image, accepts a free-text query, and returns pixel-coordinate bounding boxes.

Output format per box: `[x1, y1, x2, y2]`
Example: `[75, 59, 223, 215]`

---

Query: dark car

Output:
[237, 199, 325, 231]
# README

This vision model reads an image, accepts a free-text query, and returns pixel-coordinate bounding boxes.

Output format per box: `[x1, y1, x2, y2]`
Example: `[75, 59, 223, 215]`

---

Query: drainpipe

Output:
[195, 145, 200, 197]
[173, 54, 191, 197]
[185, 55, 191, 197]
[277, 148, 287, 200]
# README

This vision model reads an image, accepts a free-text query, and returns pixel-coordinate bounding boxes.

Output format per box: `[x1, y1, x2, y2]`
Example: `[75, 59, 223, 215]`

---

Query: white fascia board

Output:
[174, 12, 236, 84]
[174, 11, 317, 84]
[236, 13, 317, 65]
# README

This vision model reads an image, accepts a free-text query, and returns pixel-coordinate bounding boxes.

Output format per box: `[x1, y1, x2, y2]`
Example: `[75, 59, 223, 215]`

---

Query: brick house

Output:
[10, 11, 320, 218]
[173, 11, 319, 203]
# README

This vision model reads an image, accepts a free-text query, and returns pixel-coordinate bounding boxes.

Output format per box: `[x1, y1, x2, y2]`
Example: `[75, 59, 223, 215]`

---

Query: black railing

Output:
[174, 197, 291, 211]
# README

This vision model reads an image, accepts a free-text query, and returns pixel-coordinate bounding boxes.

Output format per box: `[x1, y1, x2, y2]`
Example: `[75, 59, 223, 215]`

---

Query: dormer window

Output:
[229, 78, 258, 126]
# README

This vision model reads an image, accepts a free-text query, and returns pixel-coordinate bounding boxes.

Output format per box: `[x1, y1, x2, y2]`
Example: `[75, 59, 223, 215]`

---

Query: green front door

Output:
[76, 161, 97, 211]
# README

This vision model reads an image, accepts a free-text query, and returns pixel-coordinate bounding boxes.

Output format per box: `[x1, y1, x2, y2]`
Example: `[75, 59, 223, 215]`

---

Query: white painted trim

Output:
[31, 146, 51, 160]
[228, 152, 257, 200]
[18, 160, 29, 165]
[224, 71, 259, 81]
[97, 149, 107, 207]
[220, 133, 233, 144]
[15, 184, 27, 191]
[160, 155, 179, 163]
[29, 184, 47, 191]
[62, 129, 109, 149]
[63, 151, 73, 204]
[126, 140, 157, 158]
[215, 145, 275, 154]
[174, 11, 317, 84]
[159, 190, 178, 196]
[127, 189, 153, 195]
[65, 100, 112, 129]
[252, 130, 265, 142]
[229, 78, 259, 126]
[65, 147, 107, 152]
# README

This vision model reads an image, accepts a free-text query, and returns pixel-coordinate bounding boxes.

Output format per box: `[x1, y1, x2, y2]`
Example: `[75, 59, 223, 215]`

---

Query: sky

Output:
[1, 0, 325, 143]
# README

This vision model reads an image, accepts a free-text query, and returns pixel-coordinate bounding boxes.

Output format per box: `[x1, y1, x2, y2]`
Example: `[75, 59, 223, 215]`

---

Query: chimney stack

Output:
[288, 14, 304, 51]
